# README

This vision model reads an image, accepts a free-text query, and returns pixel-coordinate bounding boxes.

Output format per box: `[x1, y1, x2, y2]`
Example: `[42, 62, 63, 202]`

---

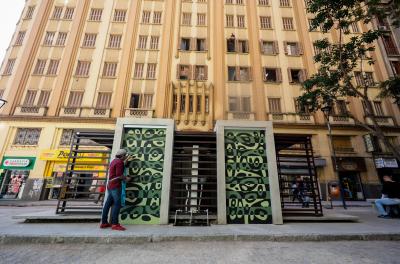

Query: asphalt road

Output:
[1, 241, 399, 264]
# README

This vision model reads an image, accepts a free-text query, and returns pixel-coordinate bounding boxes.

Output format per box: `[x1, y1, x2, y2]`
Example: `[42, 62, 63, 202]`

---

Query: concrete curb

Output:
[1, 233, 400, 244]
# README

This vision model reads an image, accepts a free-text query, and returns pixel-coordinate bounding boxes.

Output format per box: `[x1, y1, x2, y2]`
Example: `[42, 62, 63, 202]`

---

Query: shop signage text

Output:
[0, 157, 36, 170]
[375, 158, 399, 169]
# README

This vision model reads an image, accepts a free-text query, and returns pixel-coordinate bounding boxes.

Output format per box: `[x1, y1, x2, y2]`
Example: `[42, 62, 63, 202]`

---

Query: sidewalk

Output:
[1, 206, 399, 244]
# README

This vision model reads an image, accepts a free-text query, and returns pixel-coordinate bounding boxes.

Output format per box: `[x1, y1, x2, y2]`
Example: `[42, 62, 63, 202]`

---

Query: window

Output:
[52, 6, 63, 19]
[55, 32, 68, 46]
[227, 35, 236, 52]
[391, 61, 400, 76]
[382, 35, 399, 55]
[228, 66, 237, 81]
[226, 15, 234, 27]
[147, 63, 157, 79]
[142, 11, 151, 23]
[96, 93, 112, 109]
[15, 31, 26, 46]
[259, 0, 269, 5]
[23, 90, 37, 106]
[33, 60, 47, 75]
[282, 17, 294, 30]
[37, 90, 51, 107]
[3, 59, 16, 75]
[268, 98, 282, 113]
[335, 100, 348, 115]
[237, 15, 245, 28]
[227, 67, 251, 81]
[67, 91, 84, 107]
[138, 36, 147, 49]
[60, 129, 73, 146]
[83, 33, 97, 47]
[373, 101, 385, 116]
[284, 42, 303, 56]
[182, 13, 192, 25]
[47, 59, 60, 75]
[178, 65, 191, 80]
[195, 65, 207, 80]
[109, 34, 122, 48]
[229, 97, 251, 112]
[13, 128, 41, 145]
[153, 12, 162, 24]
[332, 136, 354, 152]
[196, 38, 206, 51]
[237, 40, 249, 53]
[89, 8, 103, 21]
[288, 69, 307, 83]
[294, 97, 310, 114]
[130, 94, 141, 108]
[354, 72, 375, 86]
[44, 32, 55, 46]
[351, 22, 360, 33]
[260, 16, 272, 29]
[114, 10, 127, 22]
[261, 41, 278, 55]
[150, 36, 159, 50]
[141, 94, 153, 109]
[263, 68, 282, 82]
[25, 6, 35, 19]
[75, 61, 91, 76]
[226, 0, 234, 4]
[180, 38, 191, 51]
[134, 63, 144, 79]
[197, 13, 206, 26]
[102, 62, 117, 77]
[64, 7, 74, 20]
[280, 0, 291, 7]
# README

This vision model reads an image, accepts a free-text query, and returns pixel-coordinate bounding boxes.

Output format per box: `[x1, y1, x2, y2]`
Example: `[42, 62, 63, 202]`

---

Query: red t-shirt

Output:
[107, 158, 125, 190]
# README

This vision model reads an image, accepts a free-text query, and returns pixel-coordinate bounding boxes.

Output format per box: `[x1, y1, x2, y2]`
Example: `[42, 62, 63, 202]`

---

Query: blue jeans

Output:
[101, 188, 121, 225]
[375, 198, 400, 216]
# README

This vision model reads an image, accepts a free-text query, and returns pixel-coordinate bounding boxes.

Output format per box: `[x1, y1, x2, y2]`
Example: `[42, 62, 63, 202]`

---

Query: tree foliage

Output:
[299, 0, 400, 160]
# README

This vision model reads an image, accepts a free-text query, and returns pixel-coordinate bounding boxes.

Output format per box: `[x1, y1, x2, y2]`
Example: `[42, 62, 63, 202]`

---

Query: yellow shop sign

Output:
[40, 150, 104, 162]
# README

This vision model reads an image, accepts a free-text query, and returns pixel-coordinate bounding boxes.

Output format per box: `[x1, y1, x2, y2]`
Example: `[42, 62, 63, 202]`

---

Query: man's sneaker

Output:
[378, 215, 391, 219]
[100, 223, 112, 229]
[112, 224, 126, 231]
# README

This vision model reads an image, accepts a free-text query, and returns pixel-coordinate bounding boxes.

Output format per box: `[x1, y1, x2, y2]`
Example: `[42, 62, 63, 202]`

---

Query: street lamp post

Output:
[321, 105, 347, 210]
[0, 99, 7, 109]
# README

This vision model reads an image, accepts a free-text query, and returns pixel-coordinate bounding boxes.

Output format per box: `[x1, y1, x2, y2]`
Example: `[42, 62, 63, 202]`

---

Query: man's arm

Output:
[116, 160, 126, 180]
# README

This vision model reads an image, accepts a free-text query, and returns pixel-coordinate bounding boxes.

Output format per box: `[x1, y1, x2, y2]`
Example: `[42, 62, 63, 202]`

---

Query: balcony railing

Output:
[89, 108, 112, 118]
[124, 108, 153, 118]
[266, 113, 315, 124]
[14, 106, 48, 116]
[365, 116, 395, 126]
[328, 115, 355, 125]
[227, 111, 255, 120]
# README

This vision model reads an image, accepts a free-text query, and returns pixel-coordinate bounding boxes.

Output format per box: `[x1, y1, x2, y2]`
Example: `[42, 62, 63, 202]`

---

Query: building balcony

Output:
[227, 111, 255, 120]
[14, 106, 48, 116]
[88, 108, 112, 118]
[328, 115, 355, 125]
[60, 107, 82, 117]
[124, 108, 154, 118]
[267, 113, 315, 124]
[365, 116, 395, 126]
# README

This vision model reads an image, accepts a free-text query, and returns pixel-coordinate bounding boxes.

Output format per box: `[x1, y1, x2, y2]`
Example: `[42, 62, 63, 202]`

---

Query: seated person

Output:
[374, 175, 400, 219]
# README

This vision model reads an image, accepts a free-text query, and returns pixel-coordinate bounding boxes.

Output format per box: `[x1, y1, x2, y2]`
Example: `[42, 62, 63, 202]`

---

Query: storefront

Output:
[334, 157, 367, 201]
[0, 157, 36, 199]
[40, 150, 106, 200]
[374, 157, 400, 182]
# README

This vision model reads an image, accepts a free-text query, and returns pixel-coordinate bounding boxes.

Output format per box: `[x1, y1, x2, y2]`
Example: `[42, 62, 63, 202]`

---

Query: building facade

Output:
[0, 0, 400, 201]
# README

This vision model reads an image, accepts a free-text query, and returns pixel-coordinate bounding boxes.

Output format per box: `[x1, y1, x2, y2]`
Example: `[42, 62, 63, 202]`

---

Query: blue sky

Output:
[0, 0, 25, 64]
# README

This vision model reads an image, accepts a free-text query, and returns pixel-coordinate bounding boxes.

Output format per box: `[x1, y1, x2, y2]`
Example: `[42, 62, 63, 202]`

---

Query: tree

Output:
[298, 0, 400, 160]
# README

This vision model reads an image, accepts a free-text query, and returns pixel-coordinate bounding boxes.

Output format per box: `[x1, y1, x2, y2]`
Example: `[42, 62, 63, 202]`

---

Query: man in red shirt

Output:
[100, 149, 129, 231]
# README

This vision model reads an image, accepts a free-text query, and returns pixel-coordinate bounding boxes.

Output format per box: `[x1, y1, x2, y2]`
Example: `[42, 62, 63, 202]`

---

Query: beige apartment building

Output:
[0, 0, 399, 202]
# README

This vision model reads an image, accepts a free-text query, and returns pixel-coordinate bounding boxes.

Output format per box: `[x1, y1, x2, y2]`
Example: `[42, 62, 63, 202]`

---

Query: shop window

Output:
[13, 128, 41, 146]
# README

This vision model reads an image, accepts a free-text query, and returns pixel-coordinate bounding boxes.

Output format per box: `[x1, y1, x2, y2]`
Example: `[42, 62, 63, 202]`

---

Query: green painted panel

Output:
[120, 128, 166, 225]
[225, 129, 272, 224]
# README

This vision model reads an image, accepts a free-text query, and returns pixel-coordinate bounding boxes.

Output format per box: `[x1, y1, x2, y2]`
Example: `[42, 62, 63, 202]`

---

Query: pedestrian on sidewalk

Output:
[100, 149, 129, 231]
[374, 175, 400, 219]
